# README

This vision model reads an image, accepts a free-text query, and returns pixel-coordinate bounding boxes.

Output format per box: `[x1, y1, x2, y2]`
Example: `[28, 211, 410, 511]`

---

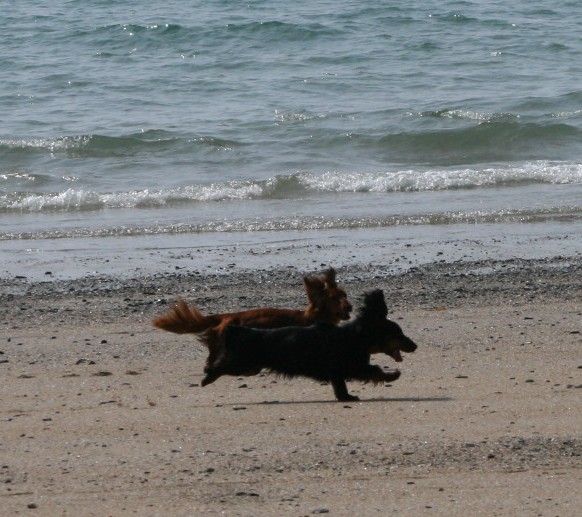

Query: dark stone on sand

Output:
[75, 358, 96, 365]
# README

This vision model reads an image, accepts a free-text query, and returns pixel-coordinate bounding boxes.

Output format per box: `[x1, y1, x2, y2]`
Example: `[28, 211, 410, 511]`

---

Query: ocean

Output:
[2, 0, 581, 280]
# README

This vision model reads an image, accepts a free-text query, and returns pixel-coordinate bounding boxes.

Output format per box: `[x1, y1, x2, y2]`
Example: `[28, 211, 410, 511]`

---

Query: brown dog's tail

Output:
[152, 299, 219, 336]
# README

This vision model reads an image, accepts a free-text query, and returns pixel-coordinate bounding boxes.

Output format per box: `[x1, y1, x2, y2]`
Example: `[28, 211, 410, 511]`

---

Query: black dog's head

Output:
[357, 289, 418, 362]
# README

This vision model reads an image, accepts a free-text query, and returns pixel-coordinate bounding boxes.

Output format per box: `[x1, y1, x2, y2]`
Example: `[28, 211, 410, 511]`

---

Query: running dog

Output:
[201, 289, 417, 401]
[153, 268, 352, 371]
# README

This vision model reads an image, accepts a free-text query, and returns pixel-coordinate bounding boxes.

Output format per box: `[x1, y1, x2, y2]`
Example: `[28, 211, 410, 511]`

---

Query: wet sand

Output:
[1, 256, 581, 516]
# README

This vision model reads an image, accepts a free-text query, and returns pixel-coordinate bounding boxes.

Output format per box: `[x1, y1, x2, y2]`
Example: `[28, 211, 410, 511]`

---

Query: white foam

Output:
[298, 162, 582, 192]
[2, 161, 581, 213]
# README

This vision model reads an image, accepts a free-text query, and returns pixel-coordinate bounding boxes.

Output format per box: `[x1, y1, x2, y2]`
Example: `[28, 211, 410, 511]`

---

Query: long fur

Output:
[153, 268, 352, 370]
[202, 289, 418, 401]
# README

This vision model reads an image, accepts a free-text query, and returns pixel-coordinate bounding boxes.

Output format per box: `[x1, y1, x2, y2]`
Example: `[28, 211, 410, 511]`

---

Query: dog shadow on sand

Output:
[208, 396, 453, 407]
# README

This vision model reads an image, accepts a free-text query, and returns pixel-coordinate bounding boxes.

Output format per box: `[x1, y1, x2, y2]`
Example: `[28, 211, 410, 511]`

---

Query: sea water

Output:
[2, 1, 581, 279]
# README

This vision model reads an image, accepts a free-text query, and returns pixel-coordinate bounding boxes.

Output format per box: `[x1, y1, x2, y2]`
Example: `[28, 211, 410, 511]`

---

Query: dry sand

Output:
[1, 257, 581, 516]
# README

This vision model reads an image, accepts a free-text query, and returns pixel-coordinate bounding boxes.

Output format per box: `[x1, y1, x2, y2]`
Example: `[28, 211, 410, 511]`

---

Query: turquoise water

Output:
[1, 1, 581, 277]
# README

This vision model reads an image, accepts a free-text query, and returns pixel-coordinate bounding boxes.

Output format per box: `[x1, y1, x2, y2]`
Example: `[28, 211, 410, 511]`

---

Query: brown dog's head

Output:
[358, 289, 417, 362]
[303, 267, 352, 323]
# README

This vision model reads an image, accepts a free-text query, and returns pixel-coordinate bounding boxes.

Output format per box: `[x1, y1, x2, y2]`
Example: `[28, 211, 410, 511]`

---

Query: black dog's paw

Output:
[384, 370, 401, 383]
[201, 374, 215, 387]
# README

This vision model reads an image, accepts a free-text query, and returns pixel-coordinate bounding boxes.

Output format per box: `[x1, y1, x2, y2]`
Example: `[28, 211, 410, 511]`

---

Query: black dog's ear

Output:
[362, 289, 388, 318]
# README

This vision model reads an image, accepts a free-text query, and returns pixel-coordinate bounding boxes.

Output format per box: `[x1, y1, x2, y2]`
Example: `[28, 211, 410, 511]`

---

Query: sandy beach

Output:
[1, 255, 581, 516]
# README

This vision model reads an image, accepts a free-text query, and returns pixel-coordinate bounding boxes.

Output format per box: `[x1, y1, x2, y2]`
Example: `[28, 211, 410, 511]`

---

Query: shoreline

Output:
[2, 219, 581, 282]
[2, 252, 581, 327]
[1, 253, 581, 516]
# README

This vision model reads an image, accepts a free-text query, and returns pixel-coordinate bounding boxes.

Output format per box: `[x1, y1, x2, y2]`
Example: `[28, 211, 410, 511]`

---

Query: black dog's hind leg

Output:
[201, 366, 222, 386]
[331, 376, 359, 402]
[203, 342, 220, 373]
[202, 353, 263, 386]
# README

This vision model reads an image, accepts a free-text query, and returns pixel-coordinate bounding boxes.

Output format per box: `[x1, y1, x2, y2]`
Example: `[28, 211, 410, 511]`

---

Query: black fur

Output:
[201, 289, 417, 401]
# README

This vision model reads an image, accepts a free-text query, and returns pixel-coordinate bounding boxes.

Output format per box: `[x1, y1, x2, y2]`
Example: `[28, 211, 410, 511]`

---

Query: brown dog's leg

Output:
[331, 377, 359, 402]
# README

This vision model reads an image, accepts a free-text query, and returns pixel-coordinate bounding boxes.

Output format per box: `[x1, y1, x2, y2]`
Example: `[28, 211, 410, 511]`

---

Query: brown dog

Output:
[153, 268, 352, 371]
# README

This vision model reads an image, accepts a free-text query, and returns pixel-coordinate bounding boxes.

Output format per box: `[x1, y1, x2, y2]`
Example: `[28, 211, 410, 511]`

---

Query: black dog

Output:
[201, 290, 417, 401]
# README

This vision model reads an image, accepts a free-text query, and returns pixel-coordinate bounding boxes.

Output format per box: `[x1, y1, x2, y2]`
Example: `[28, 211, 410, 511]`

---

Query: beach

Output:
[2, 250, 581, 516]
[3, 2, 582, 514]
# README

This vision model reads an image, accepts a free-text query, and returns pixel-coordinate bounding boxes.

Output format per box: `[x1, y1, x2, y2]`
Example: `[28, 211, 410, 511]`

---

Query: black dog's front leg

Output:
[331, 377, 359, 402]
[356, 364, 401, 384]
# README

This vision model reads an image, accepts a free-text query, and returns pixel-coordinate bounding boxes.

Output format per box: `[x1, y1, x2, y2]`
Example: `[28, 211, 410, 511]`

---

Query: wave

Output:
[1, 162, 581, 213]
[364, 118, 582, 165]
[416, 107, 582, 123]
[226, 20, 343, 46]
[0, 131, 242, 159]
[80, 19, 341, 56]
[3, 206, 581, 241]
[77, 22, 193, 53]
[3, 113, 582, 166]
[415, 109, 520, 122]
[301, 162, 582, 191]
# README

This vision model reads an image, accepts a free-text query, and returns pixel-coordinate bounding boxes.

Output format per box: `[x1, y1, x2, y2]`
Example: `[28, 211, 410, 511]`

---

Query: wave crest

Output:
[2, 162, 580, 213]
